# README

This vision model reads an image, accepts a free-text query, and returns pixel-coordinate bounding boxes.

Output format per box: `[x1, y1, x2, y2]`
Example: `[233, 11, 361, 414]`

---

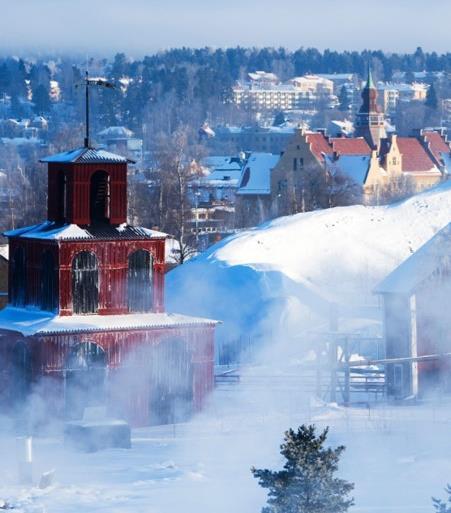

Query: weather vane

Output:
[76, 71, 115, 148]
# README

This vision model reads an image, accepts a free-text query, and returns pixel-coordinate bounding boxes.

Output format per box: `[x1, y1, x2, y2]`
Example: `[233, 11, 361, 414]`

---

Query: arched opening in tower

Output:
[65, 341, 107, 420]
[127, 249, 153, 313]
[72, 251, 99, 314]
[90, 170, 110, 224]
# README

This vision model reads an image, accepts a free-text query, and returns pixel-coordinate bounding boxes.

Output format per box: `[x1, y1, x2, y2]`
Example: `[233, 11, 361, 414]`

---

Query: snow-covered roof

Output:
[98, 126, 134, 139]
[204, 168, 242, 184]
[0, 307, 219, 336]
[166, 181, 451, 336]
[237, 153, 280, 195]
[375, 222, 451, 296]
[201, 156, 243, 172]
[4, 222, 167, 241]
[325, 154, 371, 186]
[1, 137, 41, 146]
[40, 147, 134, 164]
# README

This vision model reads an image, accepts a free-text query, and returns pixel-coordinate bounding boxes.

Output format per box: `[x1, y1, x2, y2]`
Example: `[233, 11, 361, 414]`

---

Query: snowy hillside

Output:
[167, 183, 451, 339]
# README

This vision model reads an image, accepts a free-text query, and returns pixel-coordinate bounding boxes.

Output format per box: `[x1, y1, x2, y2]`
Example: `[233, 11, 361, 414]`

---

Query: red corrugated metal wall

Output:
[0, 326, 215, 427]
[48, 162, 127, 225]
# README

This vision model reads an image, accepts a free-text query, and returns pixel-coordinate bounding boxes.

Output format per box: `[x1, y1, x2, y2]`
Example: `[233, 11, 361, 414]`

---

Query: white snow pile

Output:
[167, 182, 451, 338]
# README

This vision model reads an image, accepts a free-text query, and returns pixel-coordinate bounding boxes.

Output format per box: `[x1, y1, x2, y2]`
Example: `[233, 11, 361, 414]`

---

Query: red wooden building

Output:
[0, 146, 218, 426]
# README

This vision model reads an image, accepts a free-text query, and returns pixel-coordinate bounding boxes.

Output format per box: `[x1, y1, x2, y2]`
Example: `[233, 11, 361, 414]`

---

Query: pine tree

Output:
[273, 111, 286, 126]
[433, 485, 451, 512]
[425, 83, 438, 110]
[32, 84, 51, 115]
[252, 425, 354, 513]
[10, 93, 25, 119]
[338, 85, 349, 112]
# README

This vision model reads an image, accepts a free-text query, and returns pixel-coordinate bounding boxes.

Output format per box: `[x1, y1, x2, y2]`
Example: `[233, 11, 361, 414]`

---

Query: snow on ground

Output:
[3, 188, 451, 512]
[167, 182, 451, 340]
[2, 384, 451, 513]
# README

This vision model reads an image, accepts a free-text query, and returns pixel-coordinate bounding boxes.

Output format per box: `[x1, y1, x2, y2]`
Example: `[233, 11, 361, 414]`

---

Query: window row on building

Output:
[10, 247, 153, 314]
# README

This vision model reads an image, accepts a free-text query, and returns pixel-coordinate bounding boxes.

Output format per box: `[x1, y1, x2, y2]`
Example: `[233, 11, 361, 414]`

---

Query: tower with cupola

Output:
[0, 79, 217, 426]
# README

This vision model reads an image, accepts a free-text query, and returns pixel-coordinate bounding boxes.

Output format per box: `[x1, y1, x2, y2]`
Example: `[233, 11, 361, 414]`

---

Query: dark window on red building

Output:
[11, 247, 26, 307]
[72, 252, 99, 314]
[149, 338, 193, 425]
[41, 251, 58, 312]
[90, 170, 110, 224]
[65, 342, 106, 419]
[128, 250, 152, 313]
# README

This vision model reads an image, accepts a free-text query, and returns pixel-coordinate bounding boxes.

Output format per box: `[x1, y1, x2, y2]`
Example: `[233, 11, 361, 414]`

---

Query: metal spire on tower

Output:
[76, 71, 115, 148]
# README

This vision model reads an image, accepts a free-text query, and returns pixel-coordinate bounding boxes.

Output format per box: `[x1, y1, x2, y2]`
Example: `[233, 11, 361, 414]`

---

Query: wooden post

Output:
[329, 340, 337, 403]
[316, 343, 322, 399]
[343, 337, 350, 406]
[329, 303, 338, 403]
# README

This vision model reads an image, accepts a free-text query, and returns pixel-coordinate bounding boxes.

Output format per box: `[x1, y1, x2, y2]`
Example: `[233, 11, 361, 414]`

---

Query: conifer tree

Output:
[433, 485, 451, 512]
[425, 83, 438, 110]
[32, 84, 51, 115]
[252, 424, 354, 513]
[338, 85, 349, 112]
[273, 111, 286, 126]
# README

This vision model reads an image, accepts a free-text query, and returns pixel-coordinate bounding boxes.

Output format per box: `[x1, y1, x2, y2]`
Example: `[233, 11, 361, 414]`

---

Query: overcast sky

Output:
[0, 0, 450, 56]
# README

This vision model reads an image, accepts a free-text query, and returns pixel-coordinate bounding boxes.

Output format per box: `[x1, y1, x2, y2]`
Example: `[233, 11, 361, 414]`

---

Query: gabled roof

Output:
[396, 137, 440, 173]
[375, 223, 451, 295]
[330, 137, 372, 156]
[325, 154, 371, 185]
[422, 131, 450, 165]
[305, 132, 332, 162]
[40, 147, 134, 164]
[237, 153, 280, 195]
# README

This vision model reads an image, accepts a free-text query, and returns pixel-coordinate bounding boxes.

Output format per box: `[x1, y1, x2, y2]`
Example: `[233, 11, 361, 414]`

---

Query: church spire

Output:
[354, 63, 386, 150]
[366, 63, 375, 90]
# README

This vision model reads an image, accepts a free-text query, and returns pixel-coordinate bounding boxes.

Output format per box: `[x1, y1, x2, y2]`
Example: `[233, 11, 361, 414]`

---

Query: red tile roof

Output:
[422, 131, 450, 165]
[306, 132, 332, 162]
[397, 137, 438, 173]
[330, 137, 372, 156]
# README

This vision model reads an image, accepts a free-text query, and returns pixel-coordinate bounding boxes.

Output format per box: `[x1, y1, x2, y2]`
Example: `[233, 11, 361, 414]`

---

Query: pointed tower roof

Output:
[40, 147, 135, 164]
[366, 64, 375, 90]
[355, 63, 386, 149]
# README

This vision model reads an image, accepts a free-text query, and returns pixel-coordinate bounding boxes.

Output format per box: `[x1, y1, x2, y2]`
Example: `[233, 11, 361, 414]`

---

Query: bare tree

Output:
[377, 174, 417, 204]
[154, 126, 207, 264]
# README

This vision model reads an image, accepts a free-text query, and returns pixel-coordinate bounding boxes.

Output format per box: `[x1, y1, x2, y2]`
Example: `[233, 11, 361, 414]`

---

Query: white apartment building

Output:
[233, 73, 336, 112]
[377, 82, 429, 114]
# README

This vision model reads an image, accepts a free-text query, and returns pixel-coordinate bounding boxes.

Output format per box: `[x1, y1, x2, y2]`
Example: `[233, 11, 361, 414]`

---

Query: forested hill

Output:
[1, 46, 451, 134]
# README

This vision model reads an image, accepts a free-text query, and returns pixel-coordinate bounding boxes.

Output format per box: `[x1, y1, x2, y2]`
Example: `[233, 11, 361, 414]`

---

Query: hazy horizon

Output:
[1, 0, 451, 57]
